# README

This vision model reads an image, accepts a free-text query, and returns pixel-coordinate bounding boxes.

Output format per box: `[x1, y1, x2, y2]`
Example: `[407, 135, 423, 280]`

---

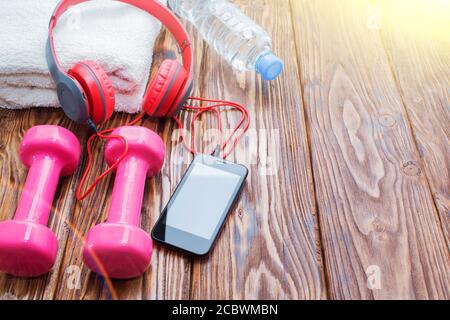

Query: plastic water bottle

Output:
[168, 0, 284, 80]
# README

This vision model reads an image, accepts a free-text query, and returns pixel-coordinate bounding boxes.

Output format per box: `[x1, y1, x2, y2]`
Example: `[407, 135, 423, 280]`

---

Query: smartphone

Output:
[152, 154, 248, 256]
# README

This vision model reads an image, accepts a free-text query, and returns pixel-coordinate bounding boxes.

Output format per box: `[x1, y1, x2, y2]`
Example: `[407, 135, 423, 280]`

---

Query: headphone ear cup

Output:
[55, 76, 90, 123]
[68, 61, 115, 125]
[143, 59, 187, 118]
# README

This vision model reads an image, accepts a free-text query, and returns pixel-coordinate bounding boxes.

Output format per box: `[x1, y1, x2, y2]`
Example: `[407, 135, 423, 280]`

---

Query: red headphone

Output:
[46, 0, 193, 126]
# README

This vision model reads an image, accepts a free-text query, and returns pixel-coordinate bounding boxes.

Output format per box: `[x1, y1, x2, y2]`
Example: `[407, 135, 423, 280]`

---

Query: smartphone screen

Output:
[152, 154, 248, 255]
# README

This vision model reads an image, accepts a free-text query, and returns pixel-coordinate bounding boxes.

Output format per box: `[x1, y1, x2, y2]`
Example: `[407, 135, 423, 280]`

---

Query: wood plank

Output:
[378, 0, 450, 246]
[290, 0, 450, 299]
[0, 108, 81, 299]
[189, 0, 326, 299]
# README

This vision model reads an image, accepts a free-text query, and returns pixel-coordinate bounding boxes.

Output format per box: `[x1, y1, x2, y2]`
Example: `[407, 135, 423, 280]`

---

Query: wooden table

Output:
[0, 0, 448, 300]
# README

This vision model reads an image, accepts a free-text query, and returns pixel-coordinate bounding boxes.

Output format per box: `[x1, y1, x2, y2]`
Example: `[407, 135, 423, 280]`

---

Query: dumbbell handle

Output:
[14, 155, 62, 224]
[107, 157, 149, 226]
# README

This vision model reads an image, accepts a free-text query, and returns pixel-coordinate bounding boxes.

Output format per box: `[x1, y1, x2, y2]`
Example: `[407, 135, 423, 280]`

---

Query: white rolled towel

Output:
[0, 0, 167, 113]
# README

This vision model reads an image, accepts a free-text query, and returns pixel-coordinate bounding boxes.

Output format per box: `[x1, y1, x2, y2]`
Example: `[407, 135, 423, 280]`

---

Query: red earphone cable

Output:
[75, 112, 146, 201]
[173, 96, 250, 159]
[76, 97, 250, 201]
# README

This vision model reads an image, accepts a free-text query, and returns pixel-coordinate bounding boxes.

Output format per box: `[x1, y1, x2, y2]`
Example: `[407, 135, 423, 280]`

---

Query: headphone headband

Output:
[48, 0, 192, 73]
[47, 0, 193, 123]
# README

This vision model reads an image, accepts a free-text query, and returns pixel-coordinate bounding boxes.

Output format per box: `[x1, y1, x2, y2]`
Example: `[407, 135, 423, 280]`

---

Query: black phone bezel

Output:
[151, 154, 248, 256]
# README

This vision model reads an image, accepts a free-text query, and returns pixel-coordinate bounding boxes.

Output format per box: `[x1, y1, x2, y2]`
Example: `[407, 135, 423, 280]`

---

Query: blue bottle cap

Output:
[255, 52, 284, 80]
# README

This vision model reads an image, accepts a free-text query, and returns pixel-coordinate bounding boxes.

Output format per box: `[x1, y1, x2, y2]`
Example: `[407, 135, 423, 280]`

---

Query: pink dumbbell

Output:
[83, 126, 164, 279]
[0, 125, 81, 277]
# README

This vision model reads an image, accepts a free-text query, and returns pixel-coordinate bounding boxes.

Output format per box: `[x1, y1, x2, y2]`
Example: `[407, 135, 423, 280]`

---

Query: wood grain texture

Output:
[290, 0, 450, 299]
[378, 0, 450, 246]
[1, 0, 449, 300]
[189, 0, 325, 300]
